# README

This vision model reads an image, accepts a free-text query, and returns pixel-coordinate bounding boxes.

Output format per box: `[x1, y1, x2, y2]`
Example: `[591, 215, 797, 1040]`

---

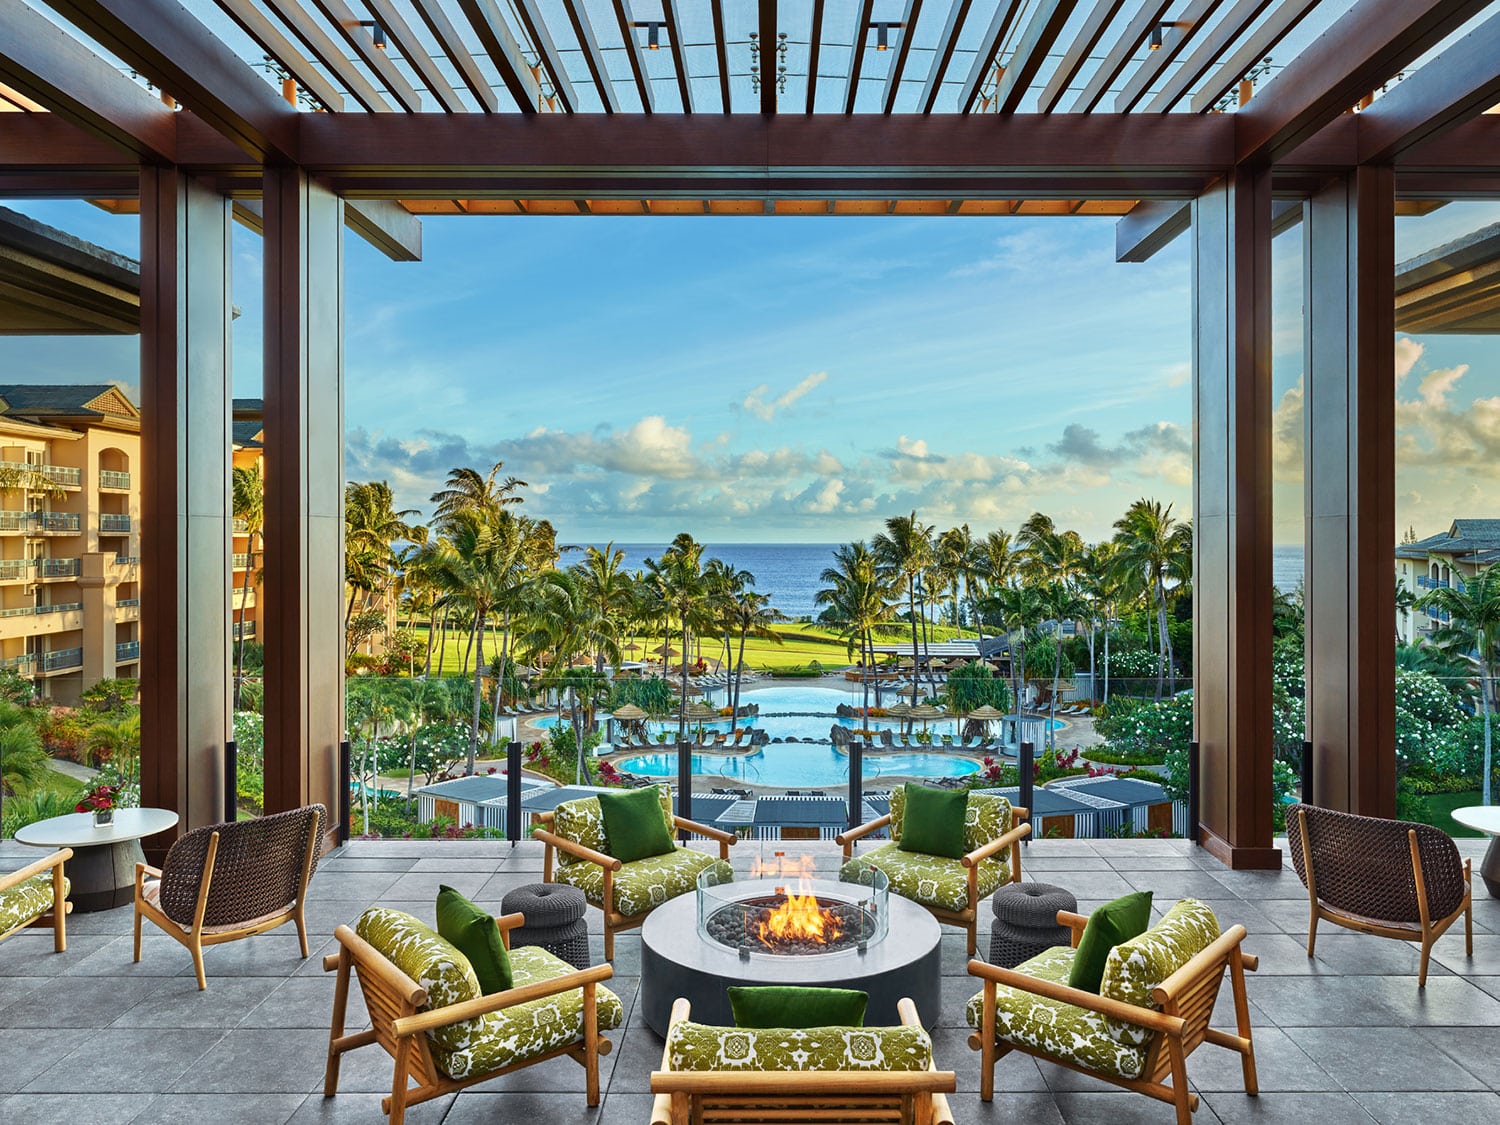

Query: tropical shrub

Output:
[1095, 692, 1192, 763]
[606, 677, 674, 716]
[943, 662, 1013, 714]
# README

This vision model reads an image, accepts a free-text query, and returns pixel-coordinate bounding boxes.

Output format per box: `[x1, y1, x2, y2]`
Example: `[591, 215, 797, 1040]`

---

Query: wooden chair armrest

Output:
[1, 848, 73, 890]
[393, 962, 615, 1038]
[836, 814, 891, 852]
[966, 958, 1185, 1036]
[1153, 924, 1254, 1003]
[650, 1071, 956, 1096]
[329, 923, 428, 1007]
[962, 821, 1032, 867]
[1009, 806, 1029, 821]
[673, 815, 736, 845]
[1057, 910, 1089, 947]
[531, 828, 621, 871]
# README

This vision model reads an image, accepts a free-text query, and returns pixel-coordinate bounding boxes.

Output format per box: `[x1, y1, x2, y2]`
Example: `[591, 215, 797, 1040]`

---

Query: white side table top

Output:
[1451, 805, 1500, 837]
[13, 807, 180, 848]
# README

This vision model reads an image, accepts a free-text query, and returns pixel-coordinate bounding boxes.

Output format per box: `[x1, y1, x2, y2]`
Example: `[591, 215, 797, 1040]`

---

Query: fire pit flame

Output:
[757, 888, 844, 948]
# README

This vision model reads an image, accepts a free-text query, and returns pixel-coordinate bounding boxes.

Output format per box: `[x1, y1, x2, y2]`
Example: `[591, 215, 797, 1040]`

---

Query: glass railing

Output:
[99, 514, 132, 532]
[233, 518, 249, 533]
[37, 558, 80, 578]
[99, 469, 131, 489]
[0, 461, 81, 487]
[37, 512, 81, 532]
[0, 511, 29, 531]
[117, 597, 140, 608]
[0, 652, 37, 669]
[233, 553, 251, 568]
[34, 602, 82, 615]
[232, 620, 256, 639]
[0, 560, 30, 580]
[41, 648, 83, 671]
[115, 641, 140, 661]
[114, 555, 139, 565]
[1416, 575, 1449, 589]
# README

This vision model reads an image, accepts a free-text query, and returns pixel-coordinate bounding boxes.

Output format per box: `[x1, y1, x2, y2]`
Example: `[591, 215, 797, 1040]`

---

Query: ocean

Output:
[583, 543, 1310, 619]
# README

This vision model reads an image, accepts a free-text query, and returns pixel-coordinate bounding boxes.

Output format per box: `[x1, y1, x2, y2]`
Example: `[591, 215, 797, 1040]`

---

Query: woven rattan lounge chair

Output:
[650, 996, 955, 1125]
[0, 848, 71, 952]
[1286, 803, 1473, 986]
[134, 804, 324, 989]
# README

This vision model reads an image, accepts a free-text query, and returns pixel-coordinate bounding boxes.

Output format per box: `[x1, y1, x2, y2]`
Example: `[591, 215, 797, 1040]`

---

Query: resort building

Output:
[1395, 519, 1500, 643]
[0, 384, 139, 702]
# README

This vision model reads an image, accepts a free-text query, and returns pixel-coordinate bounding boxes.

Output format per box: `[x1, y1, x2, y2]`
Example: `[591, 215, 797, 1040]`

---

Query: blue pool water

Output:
[613, 747, 979, 788]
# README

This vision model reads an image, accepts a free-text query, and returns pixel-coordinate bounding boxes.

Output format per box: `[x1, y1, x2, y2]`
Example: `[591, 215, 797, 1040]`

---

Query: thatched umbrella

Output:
[967, 704, 1006, 722]
[611, 704, 648, 722]
[908, 703, 948, 732]
[684, 701, 720, 721]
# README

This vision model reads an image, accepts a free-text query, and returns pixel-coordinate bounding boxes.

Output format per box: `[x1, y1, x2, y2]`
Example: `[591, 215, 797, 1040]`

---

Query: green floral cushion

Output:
[888, 789, 1010, 848]
[1099, 898, 1221, 1047]
[666, 1021, 932, 1072]
[889, 785, 906, 841]
[432, 945, 623, 1080]
[838, 842, 1004, 914]
[552, 786, 674, 866]
[965, 945, 1147, 1080]
[356, 908, 482, 1054]
[556, 846, 734, 918]
[0, 873, 67, 935]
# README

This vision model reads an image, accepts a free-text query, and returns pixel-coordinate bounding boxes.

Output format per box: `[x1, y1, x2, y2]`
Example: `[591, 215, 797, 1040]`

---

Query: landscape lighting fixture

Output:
[632, 21, 665, 50]
[1149, 24, 1163, 50]
[356, 20, 386, 50]
[870, 22, 903, 51]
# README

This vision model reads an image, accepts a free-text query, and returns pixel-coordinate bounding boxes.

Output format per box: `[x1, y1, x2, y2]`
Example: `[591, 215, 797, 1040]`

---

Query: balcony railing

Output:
[232, 621, 256, 640]
[1416, 575, 1449, 589]
[117, 597, 140, 608]
[233, 518, 249, 533]
[36, 512, 81, 532]
[0, 461, 81, 487]
[99, 514, 132, 533]
[115, 641, 140, 662]
[0, 560, 31, 580]
[233, 553, 251, 568]
[114, 555, 139, 566]
[0, 602, 82, 619]
[0, 652, 37, 670]
[37, 558, 80, 578]
[42, 647, 83, 671]
[99, 470, 132, 489]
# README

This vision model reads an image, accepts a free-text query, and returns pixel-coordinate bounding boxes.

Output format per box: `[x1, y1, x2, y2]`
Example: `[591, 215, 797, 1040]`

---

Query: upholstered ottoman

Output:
[502, 882, 590, 969]
[989, 881, 1076, 968]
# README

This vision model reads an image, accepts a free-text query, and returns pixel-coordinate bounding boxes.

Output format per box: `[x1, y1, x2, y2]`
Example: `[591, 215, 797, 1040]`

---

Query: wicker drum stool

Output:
[501, 883, 591, 969]
[989, 882, 1077, 968]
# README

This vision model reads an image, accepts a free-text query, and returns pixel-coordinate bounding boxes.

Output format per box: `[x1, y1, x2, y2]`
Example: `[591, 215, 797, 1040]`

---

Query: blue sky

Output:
[7, 198, 1500, 545]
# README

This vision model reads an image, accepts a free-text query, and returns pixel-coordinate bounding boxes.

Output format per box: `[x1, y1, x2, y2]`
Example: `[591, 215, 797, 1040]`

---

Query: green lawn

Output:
[1412, 790, 1485, 837]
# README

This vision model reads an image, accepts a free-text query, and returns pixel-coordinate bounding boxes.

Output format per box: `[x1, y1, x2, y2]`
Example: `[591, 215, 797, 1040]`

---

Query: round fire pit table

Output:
[639, 876, 942, 1037]
[14, 807, 179, 913]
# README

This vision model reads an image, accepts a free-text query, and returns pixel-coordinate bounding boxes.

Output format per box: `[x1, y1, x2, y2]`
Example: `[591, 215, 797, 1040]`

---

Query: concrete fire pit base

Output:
[639, 879, 942, 1037]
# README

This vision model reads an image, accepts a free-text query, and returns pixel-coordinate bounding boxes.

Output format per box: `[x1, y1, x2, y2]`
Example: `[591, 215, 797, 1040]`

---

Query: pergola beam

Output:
[803, 0, 823, 114]
[214, 0, 345, 112]
[1356, 9, 1500, 164]
[1115, 199, 1192, 263]
[308, 0, 423, 112]
[958, 1, 1021, 114]
[458, 0, 541, 114]
[1036, 0, 1126, 114]
[512, 0, 581, 113]
[879, 0, 922, 115]
[1236, 0, 1492, 166]
[843, 0, 876, 114]
[662, 0, 692, 113]
[917, 0, 974, 115]
[993, 0, 1080, 115]
[1114, 0, 1227, 114]
[1070, 0, 1172, 113]
[613, 0, 656, 114]
[261, 0, 392, 113]
[361, 0, 465, 113]
[561, 0, 619, 114]
[1143, 0, 1276, 114]
[711, 0, 733, 113]
[409, 0, 498, 113]
[758, 0, 776, 114]
[1190, 0, 1321, 114]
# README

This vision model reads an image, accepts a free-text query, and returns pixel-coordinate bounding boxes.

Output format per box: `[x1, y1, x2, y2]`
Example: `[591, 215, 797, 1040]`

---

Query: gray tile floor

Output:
[3, 835, 1498, 1124]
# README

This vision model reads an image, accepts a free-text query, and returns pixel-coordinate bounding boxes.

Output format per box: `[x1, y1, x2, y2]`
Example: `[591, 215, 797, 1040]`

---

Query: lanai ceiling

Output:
[1, 0, 1495, 222]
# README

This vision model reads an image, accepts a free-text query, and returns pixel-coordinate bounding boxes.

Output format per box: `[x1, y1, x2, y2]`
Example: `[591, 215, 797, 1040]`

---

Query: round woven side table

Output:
[989, 882, 1077, 968]
[501, 883, 591, 969]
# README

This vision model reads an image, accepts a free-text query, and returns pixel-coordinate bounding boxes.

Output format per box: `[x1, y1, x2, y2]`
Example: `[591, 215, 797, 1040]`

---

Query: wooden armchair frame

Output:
[967, 911, 1259, 1125]
[649, 996, 955, 1125]
[133, 811, 319, 990]
[837, 806, 1031, 955]
[0, 848, 72, 951]
[323, 914, 614, 1125]
[536, 811, 735, 960]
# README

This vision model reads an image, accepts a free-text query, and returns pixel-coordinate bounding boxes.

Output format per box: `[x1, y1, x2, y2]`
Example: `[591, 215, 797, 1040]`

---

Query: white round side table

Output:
[14, 808, 180, 912]
[1451, 805, 1500, 898]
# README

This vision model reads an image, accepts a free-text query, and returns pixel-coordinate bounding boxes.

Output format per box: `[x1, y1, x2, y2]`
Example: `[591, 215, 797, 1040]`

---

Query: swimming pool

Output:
[613, 746, 979, 788]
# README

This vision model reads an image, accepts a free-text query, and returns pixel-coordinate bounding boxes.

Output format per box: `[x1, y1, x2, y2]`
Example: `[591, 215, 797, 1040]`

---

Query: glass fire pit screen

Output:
[697, 854, 889, 957]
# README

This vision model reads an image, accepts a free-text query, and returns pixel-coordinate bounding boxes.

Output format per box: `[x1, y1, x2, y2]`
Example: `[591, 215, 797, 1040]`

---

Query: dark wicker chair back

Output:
[1286, 803, 1465, 924]
[158, 804, 325, 928]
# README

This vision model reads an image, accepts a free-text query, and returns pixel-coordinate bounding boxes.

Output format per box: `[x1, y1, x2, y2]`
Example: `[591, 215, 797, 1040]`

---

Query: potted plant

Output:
[75, 782, 122, 827]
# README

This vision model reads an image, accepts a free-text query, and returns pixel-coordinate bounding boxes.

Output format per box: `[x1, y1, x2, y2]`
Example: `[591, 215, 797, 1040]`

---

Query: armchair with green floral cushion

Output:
[534, 784, 735, 960]
[649, 996, 956, 1125]
[0, 848, 71, 951]
[965, 898, 1259, 1125]
[838, 787, 1029, 954]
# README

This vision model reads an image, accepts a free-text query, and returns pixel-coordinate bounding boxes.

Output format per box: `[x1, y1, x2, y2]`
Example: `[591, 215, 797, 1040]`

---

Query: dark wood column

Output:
[1303, 167, 1397, 817]
[139, 166, 233, 839]
[1192, 166, 1282, 869]
[261, 166, 344, 848]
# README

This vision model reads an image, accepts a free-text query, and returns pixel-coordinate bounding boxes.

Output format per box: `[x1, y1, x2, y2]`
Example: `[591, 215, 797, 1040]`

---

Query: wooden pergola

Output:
[2, 0, 1497, 867]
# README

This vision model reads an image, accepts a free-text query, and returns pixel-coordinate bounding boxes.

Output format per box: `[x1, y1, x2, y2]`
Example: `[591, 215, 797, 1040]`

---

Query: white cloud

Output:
[738, 371, 829, 421]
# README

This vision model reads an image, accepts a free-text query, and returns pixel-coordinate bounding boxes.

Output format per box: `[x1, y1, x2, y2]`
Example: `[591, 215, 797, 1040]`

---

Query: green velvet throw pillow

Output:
[898, 783, 968, 859]
[434, 884, 512, 996]
[1067, 890, 1153, 994]
[728, 986, 869, 1029]
[598, 785, 677, 863]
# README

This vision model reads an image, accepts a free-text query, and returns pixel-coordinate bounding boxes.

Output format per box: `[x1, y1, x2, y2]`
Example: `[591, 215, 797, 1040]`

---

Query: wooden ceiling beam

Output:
[663, 0, 693, 113]
[1237, 0, 1491, 166]
[409, 0, 498, 112]
[758, 0, 777, 114]
[307, 0, 423, 111]
[710, 0, 733, 113]
[1114, 0, 1227, 113]
[512, 0, 581, 113]
[917, 0, 974, 114]
[1036, 0, 1126, 113]
[235, 193, 421, 259]
[879, 0, 923, 115]
[1356, 9, 1500, 164]
[958, 2, 1022, 114]
[804, 0, 824, 114]
[844, 0, 876, 114]
[1143, 0, 1275, 113]
[1069, 0, 1171, 113]
[993, 0, 1081, 115]
[261, 0, 392, 113]
[612, 0, 656, 114]
[456, 0, 541, 114]
[214, 0, 345, 112]
[45, 0, 299, 161]
[1190, 0, 1320, 114]
[560, 0, 619, 113]
[361, 0, 465, 112]
[1115, 199, 1192, 262]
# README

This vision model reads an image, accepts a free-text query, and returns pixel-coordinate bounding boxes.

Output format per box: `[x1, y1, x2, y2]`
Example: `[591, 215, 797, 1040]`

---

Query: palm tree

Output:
[345, 480, 418, 646]
[703, 558, 754, 675]
[874, 513, 937, 695]
[84, 713, 141, 790]
[1039, 582, 1087, 748]
[231, 465, 263, 709]
[937, 524, 982, 634]
[572, 543, 636, 677]
[1079, 542, 1124, 706]
[983, 584, 1046, 722]
[1420, 569, 1500, 805]
[644, 534, 709, 738]
[817, 542, 892, 721]
[0, 702, 49, 809]
[430, 461, 527, 528]
[728, 591, 785, 721]
[1112, 499, 1192, 698]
